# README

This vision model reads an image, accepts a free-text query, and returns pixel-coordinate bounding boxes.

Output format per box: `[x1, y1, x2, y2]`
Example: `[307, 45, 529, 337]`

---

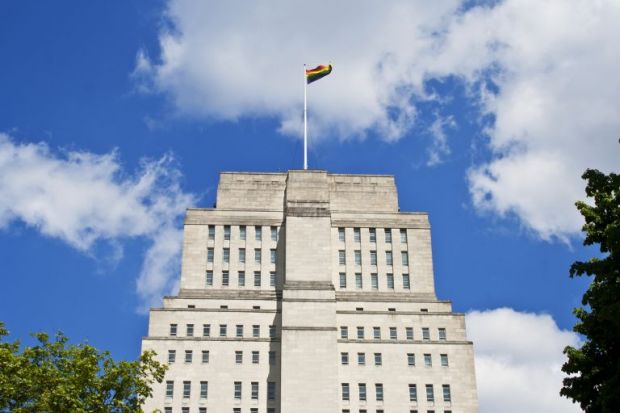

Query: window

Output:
[375, 383, 384, 401]
[222, 270, 229, 286]
[369, 228, 376, 243]
[386, 251, 393, 266]
[373, 327, 381, 340]
[403, 274, 410, 290]
[224, 225, 230, 240]
[185, 350, 193, 363]
[438, 328, 447, 341]
[371, 273, 378, 290]
[389, 327, 397, 340]
[221, 305, 228, 309]
[370, 250, 377, 265]
[255, 225, 262, 240]
[203, 324, 211, 337]
[341, 352, 349, 365]
[342, 383, 350, 401]
[409, 384, 417, 401]
[387, 273, 394, 289]
[183, 381, 191, 399]
[234, 382, 242, 400]
[202, 350, 209, 363]
[354, 227, 361, 242]
[235, 350, 243, 364]
[400, 228, 407, 243]
[401, 251, 409, 266]
[406, 327, 414, 340]
[374, 353, 382, 366]
[267, 409, 275, 413]
[407, 353, 416, 366]
[223, 248, 230, 263]
[165, 408, 172, 413]
[206, 270, 213, 287]
[357, 352, 366, 365]
[421, 308, 429, 313]
[219, 324, 227, 337]
[252, 325, 260, 337]
[441, 354, 449, 367]
[254, 271, 261, 287]
[238, 225, 246, 240]
[200, 381, 208, 399]
[239, 248, 246, 263]
[168, 350, 176, 363]
[424, 353, 432, 367]
[268, 381, 276, 400]
[359, 383, 367, 401]
[207, 248, 214, 263]
[270, 271, 276, 287]
[251, 351, 259, 364]
[234, 409, 241, 413]
[271, 226, 278, 241]
[269, 325, 276, 338]
[270, 249, 276, 264]
[208, 225, 215, 240]
[255, 248, 262, 264]
[169, 324, 177, 337]
[426, 384, 434, 401]
[340, 326, 348, 339]
[338, 227, 345, 242]
[269, 351, 276, 365]
[338, 250, 346, 265]
[251, 382, 259, 400]
[357, 326, 364, 339]
[236, 324, 243, 338]
[238, 271, 245, 287]
[339, 272, 347, 288]
[384, 228, 392, 243]
[422, 327, 430, 341]
[354, 250, 361, 265]
[355, 273, 363, 289]
[166, 381, 174, 398]
[187, 324, 194, 337]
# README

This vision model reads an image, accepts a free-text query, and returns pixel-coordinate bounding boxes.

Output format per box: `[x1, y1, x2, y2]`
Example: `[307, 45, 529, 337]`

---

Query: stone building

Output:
[142, 170, 478, 413]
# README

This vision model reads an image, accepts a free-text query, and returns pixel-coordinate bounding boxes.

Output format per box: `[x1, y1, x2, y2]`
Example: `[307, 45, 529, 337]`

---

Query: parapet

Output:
[214, 170, 399, 213]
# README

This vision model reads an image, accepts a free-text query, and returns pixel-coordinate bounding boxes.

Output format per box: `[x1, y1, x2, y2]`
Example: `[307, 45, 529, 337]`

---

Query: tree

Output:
[561, 169, 620, 413]
[0, 322, 167, 413]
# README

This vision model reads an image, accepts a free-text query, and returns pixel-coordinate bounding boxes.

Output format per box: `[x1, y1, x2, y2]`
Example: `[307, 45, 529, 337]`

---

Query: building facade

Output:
[142, 170, 478, 413]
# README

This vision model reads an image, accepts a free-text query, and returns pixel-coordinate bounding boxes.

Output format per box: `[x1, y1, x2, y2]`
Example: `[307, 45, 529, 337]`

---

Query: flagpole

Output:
[303, 64, 308, 170]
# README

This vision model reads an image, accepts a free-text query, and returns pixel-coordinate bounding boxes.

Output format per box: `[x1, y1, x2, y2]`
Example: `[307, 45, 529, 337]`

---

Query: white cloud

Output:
[140, 0, 620, 240]
[466, 308, 582, 413]
[0, 134, 195, 309]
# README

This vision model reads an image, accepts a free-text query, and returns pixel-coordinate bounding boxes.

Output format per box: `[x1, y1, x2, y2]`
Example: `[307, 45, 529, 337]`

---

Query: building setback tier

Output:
[142, 170, 478, 413]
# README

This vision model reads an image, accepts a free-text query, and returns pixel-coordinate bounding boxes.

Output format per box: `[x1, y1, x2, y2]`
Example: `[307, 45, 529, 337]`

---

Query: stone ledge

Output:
[337, 339, 473, 345]
[335, 292, 444, 303]
[281, 326, 338, 331]
[143, 336, 280, 342]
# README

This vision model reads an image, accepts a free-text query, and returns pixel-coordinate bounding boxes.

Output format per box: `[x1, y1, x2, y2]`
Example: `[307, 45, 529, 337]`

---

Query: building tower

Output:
[142, 170, 478, 413]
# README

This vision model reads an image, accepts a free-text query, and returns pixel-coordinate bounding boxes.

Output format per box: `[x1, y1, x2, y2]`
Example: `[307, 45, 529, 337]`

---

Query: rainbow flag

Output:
[306, 64, 332, 84]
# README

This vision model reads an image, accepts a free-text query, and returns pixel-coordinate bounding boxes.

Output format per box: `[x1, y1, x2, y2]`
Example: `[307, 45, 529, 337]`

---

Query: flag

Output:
[306, 64, 332, 84]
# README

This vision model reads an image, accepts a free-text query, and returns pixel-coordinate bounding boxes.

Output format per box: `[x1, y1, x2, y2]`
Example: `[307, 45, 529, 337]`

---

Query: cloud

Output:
[0, 134, 196, 309]
[466, 308, 582, 413]
[140, 0, 620, 241]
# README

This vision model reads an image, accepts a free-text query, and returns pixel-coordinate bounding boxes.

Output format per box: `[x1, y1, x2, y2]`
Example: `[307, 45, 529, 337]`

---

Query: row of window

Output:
[207, 248, 277, 265]
[169, 324, 278, 338]
[162, 407, 452, 413]
[338, 227, 408, 244]
[208, 225, 279, 242]
[340, 352, 449, 368]
[205, 270, 277, 288]
[339, 272, 410, 290]
[167, 349, 277, 365]
[342, 410, 452, 413]
[340, 326, 447, 341]
[165, 381, 277, 401]
[338, 250, 409, 267]
[341, 383, 452, 403]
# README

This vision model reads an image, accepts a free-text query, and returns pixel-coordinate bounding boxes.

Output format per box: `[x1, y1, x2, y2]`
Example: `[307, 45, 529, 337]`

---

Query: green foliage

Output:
[0, 322, 167, 413]
[561, 169, 620, 413]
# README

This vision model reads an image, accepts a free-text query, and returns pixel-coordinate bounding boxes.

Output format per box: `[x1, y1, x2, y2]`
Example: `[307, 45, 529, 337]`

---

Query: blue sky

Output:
[1, 1, 618, 412]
